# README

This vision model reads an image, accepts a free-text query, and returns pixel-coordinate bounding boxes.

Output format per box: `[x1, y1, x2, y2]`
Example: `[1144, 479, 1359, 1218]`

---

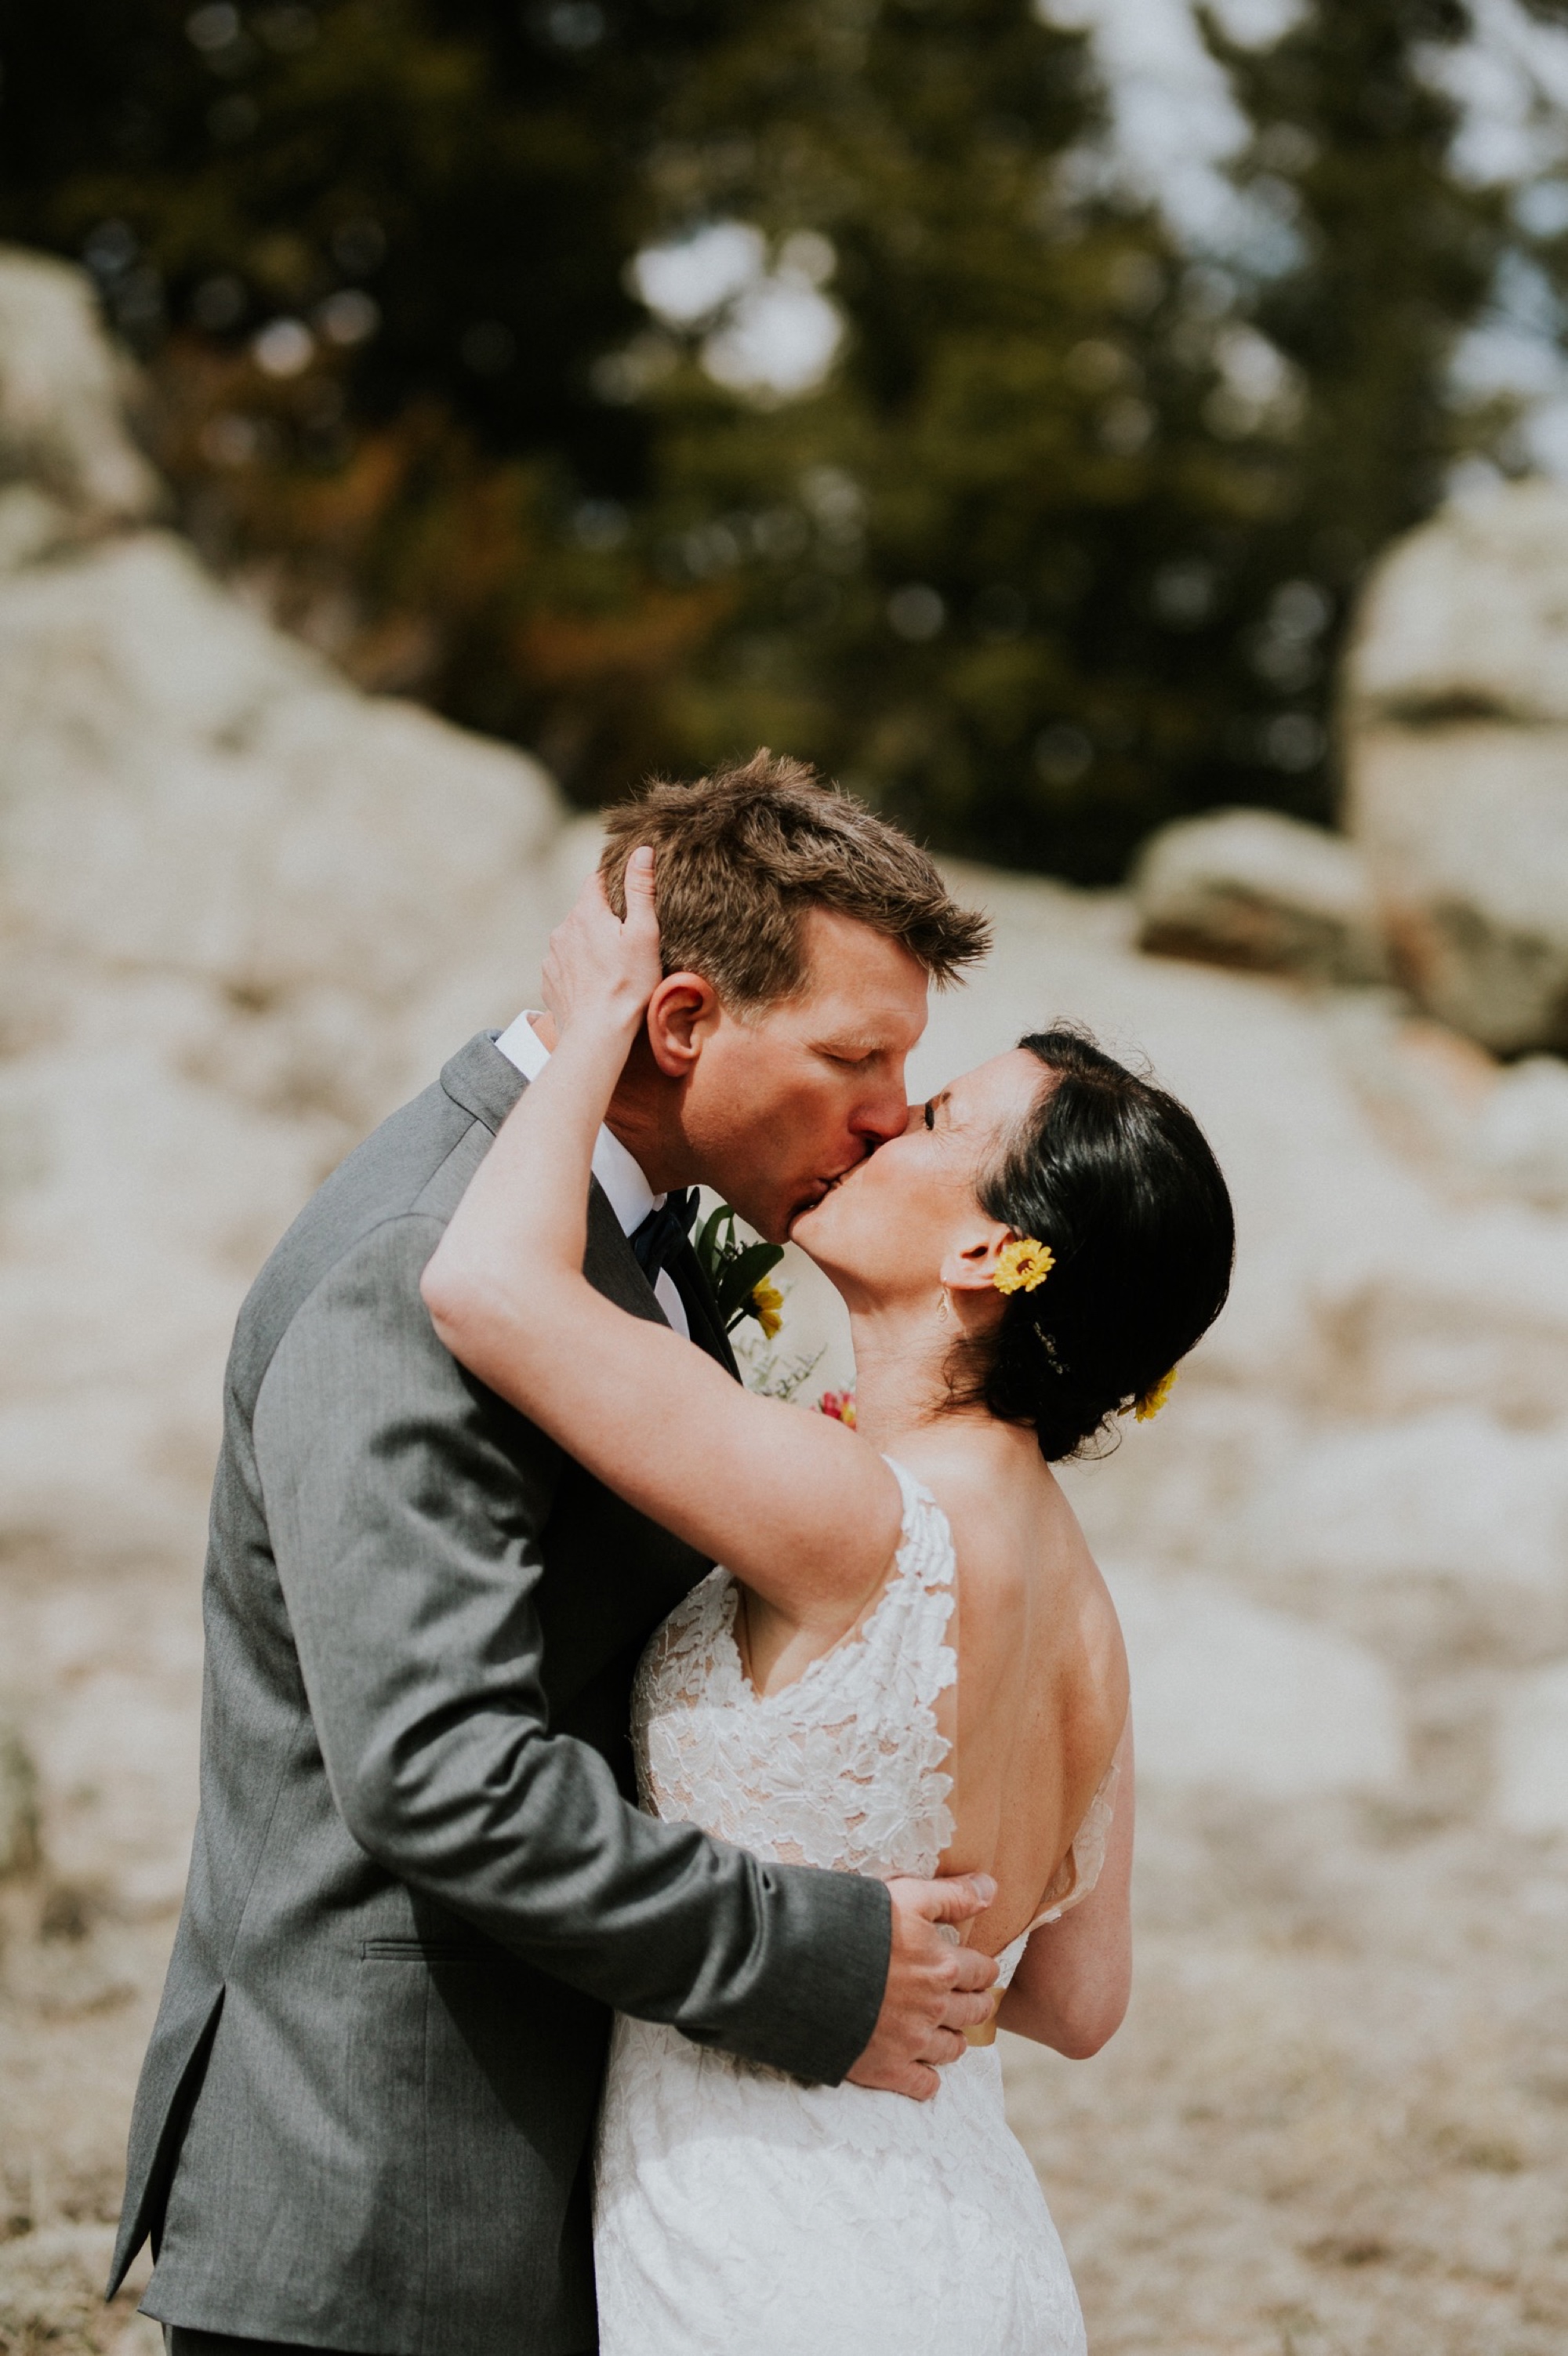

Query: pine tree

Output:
[624, 0, 1321, 873]
[1193, 0, 1513, 809]
[0, 0, 747, 776]
[0, 0, 1535, 875]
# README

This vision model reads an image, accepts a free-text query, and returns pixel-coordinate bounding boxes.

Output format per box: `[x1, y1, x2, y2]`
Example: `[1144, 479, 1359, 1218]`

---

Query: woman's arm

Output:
[421, 851, 903, 1632]
[996, 1725, 1135, 2060]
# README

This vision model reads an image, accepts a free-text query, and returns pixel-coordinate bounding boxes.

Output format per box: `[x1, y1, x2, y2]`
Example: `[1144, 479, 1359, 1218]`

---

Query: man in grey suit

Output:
[111, 754, 998, 2356]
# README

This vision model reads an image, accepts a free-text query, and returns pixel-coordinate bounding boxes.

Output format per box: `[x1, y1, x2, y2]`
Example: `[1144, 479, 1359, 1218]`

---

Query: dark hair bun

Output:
[963, 1027, 1235, 1462]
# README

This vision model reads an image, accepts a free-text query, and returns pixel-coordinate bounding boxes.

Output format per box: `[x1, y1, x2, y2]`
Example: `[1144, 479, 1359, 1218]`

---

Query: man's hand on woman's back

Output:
[848, 1874, 1000, 2100]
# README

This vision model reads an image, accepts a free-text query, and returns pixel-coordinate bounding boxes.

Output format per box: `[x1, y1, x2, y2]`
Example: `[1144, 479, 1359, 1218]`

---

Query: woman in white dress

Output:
[423, 848, 1234, 2355]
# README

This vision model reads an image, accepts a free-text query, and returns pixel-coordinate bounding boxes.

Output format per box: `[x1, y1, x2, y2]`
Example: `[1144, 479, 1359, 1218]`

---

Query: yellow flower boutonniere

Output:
[695, 1203, 787, 1338]
[750, 1276, 784, 1341]
[993, 1237, 1055, 1295]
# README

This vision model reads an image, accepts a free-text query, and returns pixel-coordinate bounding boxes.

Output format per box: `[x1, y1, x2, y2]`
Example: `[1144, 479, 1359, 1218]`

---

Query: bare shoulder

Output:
[913, 1436, 1127, 1715]
[1036, 1476, 1130, 1737]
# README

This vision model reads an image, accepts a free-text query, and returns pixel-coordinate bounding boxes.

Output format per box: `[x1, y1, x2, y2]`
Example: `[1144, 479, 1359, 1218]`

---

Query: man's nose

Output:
[853, 1081, 910, 1148]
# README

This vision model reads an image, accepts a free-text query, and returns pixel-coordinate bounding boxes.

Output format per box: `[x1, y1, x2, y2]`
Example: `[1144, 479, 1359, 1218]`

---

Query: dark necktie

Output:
[630, 1187, 699, 1283]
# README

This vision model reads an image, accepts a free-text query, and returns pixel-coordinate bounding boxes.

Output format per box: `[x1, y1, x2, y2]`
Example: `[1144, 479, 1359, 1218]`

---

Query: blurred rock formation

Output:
[1135, 483, 1568, 1073]
[0, 248, 162, 550]
[1345, 479, 1568, 1056]
[0, 244, 570, 1594]
[1131, 806, 1387, 986]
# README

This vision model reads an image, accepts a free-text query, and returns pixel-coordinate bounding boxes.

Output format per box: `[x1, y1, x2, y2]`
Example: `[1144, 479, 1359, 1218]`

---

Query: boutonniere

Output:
[694, 1203, 788, 1339]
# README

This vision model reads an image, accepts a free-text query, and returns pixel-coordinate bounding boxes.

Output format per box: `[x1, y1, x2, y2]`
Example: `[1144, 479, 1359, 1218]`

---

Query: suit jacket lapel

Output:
[668, 1240, 740, 1380]
[439, 1029, 528, 1132]
[583, 1182, 672, 1328]
[437, 1031, 735, 1372]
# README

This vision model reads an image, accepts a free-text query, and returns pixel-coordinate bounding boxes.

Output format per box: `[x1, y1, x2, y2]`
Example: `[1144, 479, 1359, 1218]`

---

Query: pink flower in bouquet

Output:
[817, 1389, 857, 1428]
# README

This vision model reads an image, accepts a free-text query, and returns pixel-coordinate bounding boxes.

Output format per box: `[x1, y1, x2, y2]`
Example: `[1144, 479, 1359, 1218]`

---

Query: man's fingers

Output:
[895, 1871, 997, 1926]
[943, 1988, 1000, 2031]
[861, 1871, 1008, 2103]
[622, 844, 657, 917]
[851, 2059, 942, 2101]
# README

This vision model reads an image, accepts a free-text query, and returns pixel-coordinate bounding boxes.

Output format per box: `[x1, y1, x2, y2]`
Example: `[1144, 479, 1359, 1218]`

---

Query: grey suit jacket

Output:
[111, 1031, 890, 2356]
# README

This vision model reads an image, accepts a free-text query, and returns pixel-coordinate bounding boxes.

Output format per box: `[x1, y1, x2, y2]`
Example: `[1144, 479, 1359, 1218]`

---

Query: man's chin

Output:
[786, 1189, 833, 1241]
[739, 1202, 794, 1247]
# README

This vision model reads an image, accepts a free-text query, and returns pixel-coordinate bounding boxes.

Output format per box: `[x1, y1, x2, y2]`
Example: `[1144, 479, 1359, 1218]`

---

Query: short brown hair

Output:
[599, 750, 990, 1009]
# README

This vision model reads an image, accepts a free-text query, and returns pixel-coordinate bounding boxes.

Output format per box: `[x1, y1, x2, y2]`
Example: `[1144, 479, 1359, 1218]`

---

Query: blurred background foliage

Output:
[2, 0, 1567, 876]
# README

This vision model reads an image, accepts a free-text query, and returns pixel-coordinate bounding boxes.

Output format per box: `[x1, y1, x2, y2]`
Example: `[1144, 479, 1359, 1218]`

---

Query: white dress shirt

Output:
[494, 1011, 691, 1339]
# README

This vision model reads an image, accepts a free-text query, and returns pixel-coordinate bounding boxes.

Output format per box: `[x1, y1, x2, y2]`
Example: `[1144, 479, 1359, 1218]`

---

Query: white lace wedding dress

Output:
[593, 1459, 1117, 2355]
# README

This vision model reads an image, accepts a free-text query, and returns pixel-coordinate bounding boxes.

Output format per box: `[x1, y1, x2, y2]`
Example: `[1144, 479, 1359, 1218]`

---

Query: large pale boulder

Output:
[1131, 806, 1386, 985]
[0, 267, 572, 1570]
[1348, 478, 1568, 724]
[1345, 481, 1568, 1055]
[0, 246, 162, 536]
[0, 530, 565, 1101]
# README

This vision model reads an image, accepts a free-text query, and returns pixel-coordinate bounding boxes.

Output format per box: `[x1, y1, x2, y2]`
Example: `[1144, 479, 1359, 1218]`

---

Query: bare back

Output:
[735, 1422, 1128, 1961]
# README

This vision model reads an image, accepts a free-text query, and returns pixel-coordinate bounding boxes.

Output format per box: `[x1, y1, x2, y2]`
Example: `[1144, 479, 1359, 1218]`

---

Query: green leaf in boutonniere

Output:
[694, 1203, 787, 1337]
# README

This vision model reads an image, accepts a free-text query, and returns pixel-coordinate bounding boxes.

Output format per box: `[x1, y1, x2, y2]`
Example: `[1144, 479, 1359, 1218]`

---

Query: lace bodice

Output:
[633, 1458, 958, 1882]
[632, 1457, 1119, 1955]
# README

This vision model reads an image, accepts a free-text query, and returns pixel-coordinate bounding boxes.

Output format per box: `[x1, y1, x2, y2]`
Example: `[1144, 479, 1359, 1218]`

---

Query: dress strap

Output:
[879, 1457, 956, 1592]
[1020, 1741, 1123, 1933]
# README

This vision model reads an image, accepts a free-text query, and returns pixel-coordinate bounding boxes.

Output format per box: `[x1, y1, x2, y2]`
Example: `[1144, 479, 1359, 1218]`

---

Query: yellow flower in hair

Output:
[1134, 1366, 1178, 1422]
[750, 1277, 785, 1341]
[993, 1238, 1055, 1295]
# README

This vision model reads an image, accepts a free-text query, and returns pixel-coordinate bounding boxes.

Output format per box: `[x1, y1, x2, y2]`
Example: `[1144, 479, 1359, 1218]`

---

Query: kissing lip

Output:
[789, 1154, 869, 1231]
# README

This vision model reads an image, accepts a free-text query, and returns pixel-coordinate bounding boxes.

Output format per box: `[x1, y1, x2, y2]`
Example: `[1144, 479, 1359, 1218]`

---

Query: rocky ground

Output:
[4, 242, 1568, 2356]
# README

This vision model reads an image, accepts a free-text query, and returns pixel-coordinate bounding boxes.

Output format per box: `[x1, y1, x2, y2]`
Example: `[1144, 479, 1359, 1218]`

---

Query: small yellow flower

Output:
[993, 1237, 1055, 1295]
[750, 1277, 784, 1340]
[1134, 1366, 1178, 1422]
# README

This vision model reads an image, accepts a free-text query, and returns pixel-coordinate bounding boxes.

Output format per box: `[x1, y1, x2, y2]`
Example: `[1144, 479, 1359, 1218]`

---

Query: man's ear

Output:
[939, 1222, 1014, 1299]
[644, 971, 723, 1079]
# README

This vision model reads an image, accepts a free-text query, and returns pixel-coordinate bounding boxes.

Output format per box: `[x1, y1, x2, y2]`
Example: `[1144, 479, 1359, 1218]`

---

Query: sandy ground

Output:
[3, 1557, 1566, 2356]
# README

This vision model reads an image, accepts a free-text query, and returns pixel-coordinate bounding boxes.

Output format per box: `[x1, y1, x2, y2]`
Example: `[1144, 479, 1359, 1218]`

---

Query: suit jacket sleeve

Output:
[251, 1209, 890, 2086]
